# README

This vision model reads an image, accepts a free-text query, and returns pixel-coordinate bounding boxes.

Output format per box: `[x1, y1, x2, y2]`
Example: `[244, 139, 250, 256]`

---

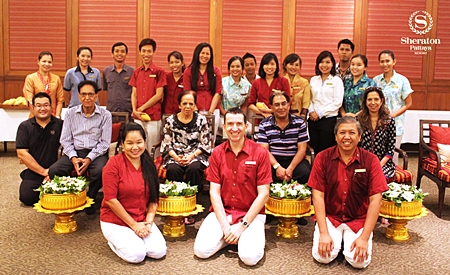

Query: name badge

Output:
[359, 87, 366, 90]
[124, 76, 130, 80]
[272, 89, 281, 93]
[88, 75, 95, 78]
[178, 84, 184, 88]
[391, 85, 399, 89]
[150, 74, 156, 78]
[326, 82, 333, 86]
[245, 161, 256, 165]
[354, 169, 366, 173]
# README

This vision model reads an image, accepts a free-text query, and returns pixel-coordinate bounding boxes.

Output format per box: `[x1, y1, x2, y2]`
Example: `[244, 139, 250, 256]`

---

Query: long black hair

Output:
[189, 42, 216, 95]
[119, 122, 159, 204]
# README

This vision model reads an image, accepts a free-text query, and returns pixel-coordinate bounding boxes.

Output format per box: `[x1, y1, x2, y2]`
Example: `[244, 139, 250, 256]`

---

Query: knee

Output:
[148, 245, 167, 259]
[238, 250, 264, 266]
[312, 250, 336, 265]
[345, 256, 370, 269]
[193, 243, 214, 259]
[122, 250, 146, 264]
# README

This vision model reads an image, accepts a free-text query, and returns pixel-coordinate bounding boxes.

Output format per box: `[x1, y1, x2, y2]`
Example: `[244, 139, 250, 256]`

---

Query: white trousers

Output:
[312, 218, 373, 269]
[100, 221, 167, 263]
[135, 120, 161, 153]
[194, 213, 266, 266]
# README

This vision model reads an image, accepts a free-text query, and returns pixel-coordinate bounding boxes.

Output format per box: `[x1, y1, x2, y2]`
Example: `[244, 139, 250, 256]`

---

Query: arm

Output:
[381, 118, 396, 167]
[224, 184, 270, 244]
[390, 94, 412, 118]
[350, 193, 382, 263]
[145, 202, 158, 229]
[63, 72, 72, 106]
[17, 149, 49, 178]
[241, 97, 249, 114]
[86, 111, 112, 162]
[260, 143, 285, 180]
[55, 78, 64, 117]
[210, 182, 232, 235]
[208, 93, 221, 115]
[131, 87, 143, 119]
[285, 142, 307, 181]
[23, 75, 35, 106]
[137, 87, 164, 112]
[312, 188, 334, 258]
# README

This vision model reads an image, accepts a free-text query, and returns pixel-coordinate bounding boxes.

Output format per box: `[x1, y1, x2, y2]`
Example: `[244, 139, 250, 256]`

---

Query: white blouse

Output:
[309, 74, 344, 118]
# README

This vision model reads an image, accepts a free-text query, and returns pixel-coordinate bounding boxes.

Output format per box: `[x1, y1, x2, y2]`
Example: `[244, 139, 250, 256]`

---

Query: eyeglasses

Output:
[34, 103, 51, 109]
[79, 92, 96, 98]
[365, 86, 382, 92]
[273, 101, 288, 108]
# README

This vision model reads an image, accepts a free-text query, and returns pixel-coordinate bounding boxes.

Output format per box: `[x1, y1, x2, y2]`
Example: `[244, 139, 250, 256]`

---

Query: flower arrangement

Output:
[37, 176, 88, 198]
[270, 180, 311, 200]
[383, 182, 428, 207]
[159, 180, 198, 197]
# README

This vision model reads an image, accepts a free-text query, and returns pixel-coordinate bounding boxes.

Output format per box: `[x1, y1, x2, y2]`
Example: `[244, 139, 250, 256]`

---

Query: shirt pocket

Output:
[351, 172, 369, 197]
[243, 163, 257, 183]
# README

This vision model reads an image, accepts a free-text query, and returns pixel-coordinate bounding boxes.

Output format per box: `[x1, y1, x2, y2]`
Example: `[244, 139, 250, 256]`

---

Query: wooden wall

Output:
[1, 0, 449, 109]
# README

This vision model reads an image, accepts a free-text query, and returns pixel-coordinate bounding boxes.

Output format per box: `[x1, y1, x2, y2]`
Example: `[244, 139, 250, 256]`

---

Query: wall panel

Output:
[78, 0, 138, 70]
[222, 0, 283, 73]
[8, 0, 67, 71]
[433, 0, 450, 81]
[294, 0, 354, 76]
[149, 0, 210, 71]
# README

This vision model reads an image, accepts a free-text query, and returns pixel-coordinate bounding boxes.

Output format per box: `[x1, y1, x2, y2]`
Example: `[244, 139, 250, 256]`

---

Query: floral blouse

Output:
[161, 112, 211, 167]
[359, 117, 396, 180]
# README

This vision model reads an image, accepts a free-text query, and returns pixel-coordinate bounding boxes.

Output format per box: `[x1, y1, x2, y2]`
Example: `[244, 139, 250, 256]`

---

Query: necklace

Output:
[37, 71, 52, 95]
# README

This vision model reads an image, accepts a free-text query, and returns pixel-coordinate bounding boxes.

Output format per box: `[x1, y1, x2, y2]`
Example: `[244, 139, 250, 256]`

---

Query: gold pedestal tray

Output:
[379, 208, 427, 241]
[34, 198, 94, 234]
[265, 206, 315, 239]
[156, 204, 204, 237]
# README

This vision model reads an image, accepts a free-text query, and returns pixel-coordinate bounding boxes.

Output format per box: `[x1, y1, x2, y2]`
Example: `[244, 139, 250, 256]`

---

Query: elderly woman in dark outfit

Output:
[161, 90, 212, 188]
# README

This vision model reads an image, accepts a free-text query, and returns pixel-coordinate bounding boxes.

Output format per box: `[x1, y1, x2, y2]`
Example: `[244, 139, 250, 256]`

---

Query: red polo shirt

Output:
[129, 63, 167, 120]
[183, 65, 222, 111]
[100, 153, 150, 227]
[248, 77, 291, 107]
[162, 72, 183, 115]
[308, 146, 388, 233]
[206, 138, 272, 224]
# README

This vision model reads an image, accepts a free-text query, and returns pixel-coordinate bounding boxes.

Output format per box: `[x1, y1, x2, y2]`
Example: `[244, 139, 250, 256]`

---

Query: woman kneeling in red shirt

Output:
[100, 122, 166, 263]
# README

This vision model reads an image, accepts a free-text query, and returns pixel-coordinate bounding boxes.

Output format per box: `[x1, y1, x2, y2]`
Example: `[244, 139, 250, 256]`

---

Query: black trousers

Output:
[48, 149, 108, 201]
[308, 116, 337, 155]
[272, 157, 311, 184]
[166, 161, 206, 186]
[19, 169, 44, 206]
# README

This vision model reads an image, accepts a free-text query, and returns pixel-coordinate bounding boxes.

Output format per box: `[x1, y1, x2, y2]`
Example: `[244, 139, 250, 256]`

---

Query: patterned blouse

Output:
[161, 112, 211, 167]
[343, 74, 376, 114]
[359, 117, 396, 180]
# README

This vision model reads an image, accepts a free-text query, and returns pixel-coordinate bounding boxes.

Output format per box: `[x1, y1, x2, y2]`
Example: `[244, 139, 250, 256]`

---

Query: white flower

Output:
[401, 191, 415, 202]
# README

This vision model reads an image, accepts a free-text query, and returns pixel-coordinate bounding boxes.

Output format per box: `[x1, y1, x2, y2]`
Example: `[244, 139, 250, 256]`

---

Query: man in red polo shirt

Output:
[308, 116, 388, 269]
[194, 108, 272, 266]
[130, 38, 166, 150]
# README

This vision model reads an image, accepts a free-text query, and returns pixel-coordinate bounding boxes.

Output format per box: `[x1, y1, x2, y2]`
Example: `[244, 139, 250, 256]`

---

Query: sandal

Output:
[184, 216, 195, 225]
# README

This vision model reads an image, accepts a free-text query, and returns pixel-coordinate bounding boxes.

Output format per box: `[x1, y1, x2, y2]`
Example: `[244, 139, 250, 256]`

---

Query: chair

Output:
[250, 114, 315, 165]
[416, 120, 450, 218]
[150, 113, 215, 191]
[110, 112, 129, 155]
[393, 147, 413, 185]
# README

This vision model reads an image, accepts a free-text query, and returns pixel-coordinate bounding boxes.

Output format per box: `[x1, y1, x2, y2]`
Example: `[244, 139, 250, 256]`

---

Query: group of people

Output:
[17, 37, 413, 268]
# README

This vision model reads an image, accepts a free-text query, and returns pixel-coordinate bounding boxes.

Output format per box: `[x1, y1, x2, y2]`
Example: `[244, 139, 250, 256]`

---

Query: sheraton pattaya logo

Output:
[401, 10, 441, 55]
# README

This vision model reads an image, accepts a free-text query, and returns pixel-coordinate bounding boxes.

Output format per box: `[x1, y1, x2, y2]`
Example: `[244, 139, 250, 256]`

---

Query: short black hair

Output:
[242, 52, 257, 64]
[337, 39, 355, 52]
[32, 92, 52, 106]
[315, 51, 337, 76]
[224, 107, 247, 124]
[111, 42, 128, 54]
[139, 38, 156, 51]
[177, 90, 197, 105]
[269, 91, 290, 105]
[259, 52, 279, 79]
[78, 80, 99, 94]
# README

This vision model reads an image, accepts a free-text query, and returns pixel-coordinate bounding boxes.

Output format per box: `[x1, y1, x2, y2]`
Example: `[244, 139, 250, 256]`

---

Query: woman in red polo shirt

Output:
[248, 52, 290, 118]
[162, 51, 185, 115]
[183, 42, 222, 134]
[100, 122, 166, 263]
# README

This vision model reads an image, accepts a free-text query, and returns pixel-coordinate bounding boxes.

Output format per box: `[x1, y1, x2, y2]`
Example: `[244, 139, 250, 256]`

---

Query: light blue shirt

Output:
[221, 76, 251, 111]
[374, 70, 413, 136]
[64, 66, 102, 107]
[60, 105, 112, 161]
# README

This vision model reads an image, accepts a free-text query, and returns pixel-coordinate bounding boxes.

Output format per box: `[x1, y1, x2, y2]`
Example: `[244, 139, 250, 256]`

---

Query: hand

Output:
[207, 110, 214, 116]
[224, 223, 246, 244]
[309, 111, 319, 121]
[131, 221, 152, 239]
[318, 232, 334, 258]
[284, 167, 293, 182]
[71, 157, 84, 175]
[132, 110, 144, 121]
[275, 166, 286, 180]
[78, 158, 91, 176]
[350, 236, 369, 263]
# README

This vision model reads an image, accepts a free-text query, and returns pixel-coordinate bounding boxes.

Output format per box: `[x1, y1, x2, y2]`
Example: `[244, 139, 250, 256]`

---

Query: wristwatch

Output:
[240, 219, 249, 228]
[273, 163, 280, 169]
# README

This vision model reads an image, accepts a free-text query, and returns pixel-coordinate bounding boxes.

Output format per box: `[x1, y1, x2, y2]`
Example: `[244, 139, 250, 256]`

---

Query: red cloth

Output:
[248, 77, 291, 107]
[162, 72, 183, 115]
[206, 138, 272, 224]
[308, 146, 388, 233]
[100, 153, 150, 227]
[129, 63, 167, 120]
[183, 66, 222, 111]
